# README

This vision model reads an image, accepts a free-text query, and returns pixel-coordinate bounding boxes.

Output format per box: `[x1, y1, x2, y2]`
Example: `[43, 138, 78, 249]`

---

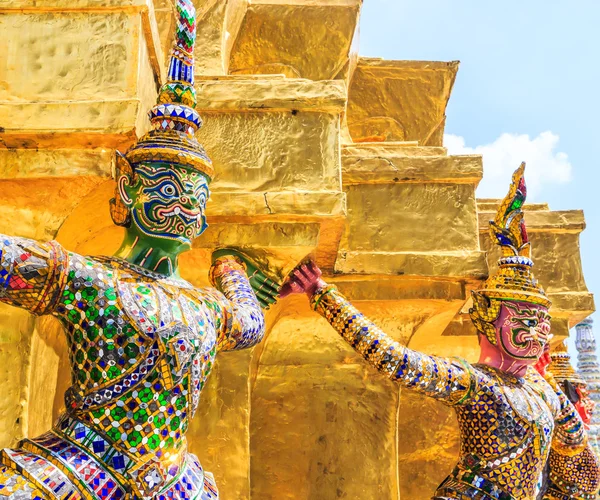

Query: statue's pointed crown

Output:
[470, 163, 550, 342]
[123, 0, 213, 180]
[477, 162, 550, 308]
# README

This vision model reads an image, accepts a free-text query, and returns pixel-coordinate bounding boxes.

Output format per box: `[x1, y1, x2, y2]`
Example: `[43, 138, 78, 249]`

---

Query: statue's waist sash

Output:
[435, 468, 516, 500]
[544, 485, 597, 500]
[0, 416, 218, 500]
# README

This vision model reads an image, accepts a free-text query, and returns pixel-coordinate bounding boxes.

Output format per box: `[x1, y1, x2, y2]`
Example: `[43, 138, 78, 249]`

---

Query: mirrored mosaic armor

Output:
[310, 285, 600, 500]
[0, 236, 265, 499]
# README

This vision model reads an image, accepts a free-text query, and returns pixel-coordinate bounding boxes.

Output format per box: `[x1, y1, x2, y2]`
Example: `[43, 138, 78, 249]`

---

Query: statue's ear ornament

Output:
[109, 151, 134, 228]
[469, 290, 500, 345]
[114, 150, 134, 180]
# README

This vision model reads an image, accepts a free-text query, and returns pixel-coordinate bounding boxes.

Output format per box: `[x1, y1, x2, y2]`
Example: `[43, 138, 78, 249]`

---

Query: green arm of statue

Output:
[0, 235, 68, 315]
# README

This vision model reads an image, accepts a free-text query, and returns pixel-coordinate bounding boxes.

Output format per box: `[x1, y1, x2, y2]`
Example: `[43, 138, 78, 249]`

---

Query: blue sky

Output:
[359, 1, 600, 359]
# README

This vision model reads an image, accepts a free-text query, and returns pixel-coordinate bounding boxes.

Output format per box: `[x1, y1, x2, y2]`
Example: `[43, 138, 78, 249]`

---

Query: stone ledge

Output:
[478, 207, 586, 233]
[329, 276, 476, 302]
[209, 191, 346, 217]
[478, 199, 550, 212]
[191, 0, 247, 76]
[228, 0, 360, 80]
[342, 152, 483, 185]
[0, 149, 112, 178]
[0, 133, 137, 150]
[347, 58, 459, 145]
[334, 250, 488, 279]
[357, 58, 460, 71]
[341, 181, 481, 255]
[196, 221, 320, 249]
[197, 75, 287, 81]
[195, 79, 347, 112]
[548, 292, 595, 319]
[0, 100, 145, 135]
[343, 142, 446, 157]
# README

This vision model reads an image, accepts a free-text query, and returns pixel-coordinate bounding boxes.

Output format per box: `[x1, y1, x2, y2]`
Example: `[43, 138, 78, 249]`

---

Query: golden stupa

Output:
[550, 341, 587, 386]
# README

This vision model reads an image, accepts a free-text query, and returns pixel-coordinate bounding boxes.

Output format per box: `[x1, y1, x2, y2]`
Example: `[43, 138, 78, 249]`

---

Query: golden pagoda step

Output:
[338, 143, 486, 280]
[347, 58, 459, 145]
[228, 0, 361, 80]
[192, 0, 248, 76]
[0, 0, 164, 149]
[193, 76, 348, 271]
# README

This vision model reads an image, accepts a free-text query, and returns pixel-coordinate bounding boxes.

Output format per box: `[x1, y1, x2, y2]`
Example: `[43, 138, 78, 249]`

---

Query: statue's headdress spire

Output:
[490, 162, 531, 263]
[549, 341, 587, 386]
[470, 163, 550, 343]
[121, 0, 213, 179]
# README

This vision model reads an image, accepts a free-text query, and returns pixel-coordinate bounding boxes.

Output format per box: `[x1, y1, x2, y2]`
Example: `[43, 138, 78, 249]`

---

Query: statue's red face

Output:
[495, 302, 551, 360]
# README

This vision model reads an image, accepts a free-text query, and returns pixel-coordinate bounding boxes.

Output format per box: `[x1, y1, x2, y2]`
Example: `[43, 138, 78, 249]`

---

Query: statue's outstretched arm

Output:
[207, 253, 266, 352]
[311, 284, 478, 405]
[544, 376, 600, 498]
[0, 235, 68, 315]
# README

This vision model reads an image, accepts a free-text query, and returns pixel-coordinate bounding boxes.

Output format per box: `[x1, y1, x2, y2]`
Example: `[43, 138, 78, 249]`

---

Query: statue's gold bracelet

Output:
[310, 284, 337, 311]
[209, 255, 247, 287]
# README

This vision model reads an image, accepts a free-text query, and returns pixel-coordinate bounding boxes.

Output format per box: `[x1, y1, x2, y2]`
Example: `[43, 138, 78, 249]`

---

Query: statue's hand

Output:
[212, 248, 281, 310]
[280, 260, 327, 298]
[534, 343, 551, 377]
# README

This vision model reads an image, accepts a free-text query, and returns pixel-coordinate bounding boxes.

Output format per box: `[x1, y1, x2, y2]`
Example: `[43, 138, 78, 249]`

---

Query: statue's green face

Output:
[119, 162, 209, 248]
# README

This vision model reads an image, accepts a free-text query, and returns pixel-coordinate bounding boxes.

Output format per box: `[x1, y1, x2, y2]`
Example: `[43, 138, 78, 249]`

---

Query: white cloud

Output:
[444, 131, 572, 200]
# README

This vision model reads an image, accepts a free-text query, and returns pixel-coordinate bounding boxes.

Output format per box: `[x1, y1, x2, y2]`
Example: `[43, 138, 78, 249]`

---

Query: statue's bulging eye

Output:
[523, 319, 538, 328]
[161, 184, 177, 197]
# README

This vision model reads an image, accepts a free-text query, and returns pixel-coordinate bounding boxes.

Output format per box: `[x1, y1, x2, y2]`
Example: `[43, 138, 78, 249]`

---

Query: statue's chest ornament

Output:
[499, 377, 554, 458]
[118, 280, 215, 409]
[156, 321, 198, 387]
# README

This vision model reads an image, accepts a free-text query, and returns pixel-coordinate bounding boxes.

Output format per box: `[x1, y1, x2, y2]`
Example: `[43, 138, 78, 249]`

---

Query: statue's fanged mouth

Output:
[157, 204, 201, 223]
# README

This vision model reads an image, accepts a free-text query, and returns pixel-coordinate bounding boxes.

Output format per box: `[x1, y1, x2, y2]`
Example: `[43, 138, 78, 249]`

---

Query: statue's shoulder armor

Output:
[468, 363, 507, 395]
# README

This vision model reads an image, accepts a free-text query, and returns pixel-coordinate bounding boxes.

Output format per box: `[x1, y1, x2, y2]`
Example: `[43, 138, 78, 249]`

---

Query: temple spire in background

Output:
[576, 318, 600, 456]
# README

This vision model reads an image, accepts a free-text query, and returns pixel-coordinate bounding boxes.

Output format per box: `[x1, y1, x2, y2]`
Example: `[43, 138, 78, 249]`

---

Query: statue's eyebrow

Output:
[536, 310, 551, 320]
[139, 168, 186, 191]
[509, 304, 540, 317]
[191, 182, 209, 199]
[194, 184, 209, 195]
